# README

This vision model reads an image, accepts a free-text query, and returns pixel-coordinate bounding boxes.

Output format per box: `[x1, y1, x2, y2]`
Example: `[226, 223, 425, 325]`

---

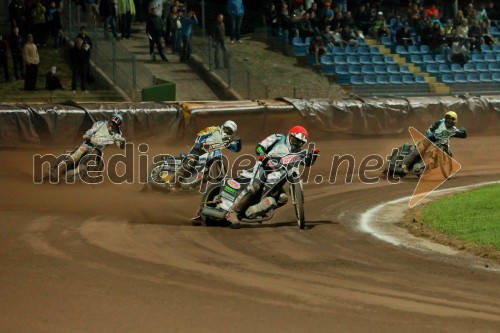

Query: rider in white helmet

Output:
[402, 111, 467, 173]
[177, 120, 241, 185]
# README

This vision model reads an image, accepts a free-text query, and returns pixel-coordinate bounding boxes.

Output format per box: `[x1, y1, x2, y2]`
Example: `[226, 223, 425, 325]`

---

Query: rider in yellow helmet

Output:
[402, 111, 467, 173]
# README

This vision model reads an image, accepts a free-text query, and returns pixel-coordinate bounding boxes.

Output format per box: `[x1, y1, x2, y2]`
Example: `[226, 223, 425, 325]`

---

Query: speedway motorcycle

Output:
[48, 136, 124, 183]
[196, 149, 315, 229]
[148, 137, 242, 192]
[386, 129, 459, 179]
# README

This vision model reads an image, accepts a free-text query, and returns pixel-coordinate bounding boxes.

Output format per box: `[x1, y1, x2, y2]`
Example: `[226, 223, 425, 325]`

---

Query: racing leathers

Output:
[402, 119, 467, 172]
[68, 120, 126, 164]
[177, 126, 241, 184]
[236, 134, 318, 219]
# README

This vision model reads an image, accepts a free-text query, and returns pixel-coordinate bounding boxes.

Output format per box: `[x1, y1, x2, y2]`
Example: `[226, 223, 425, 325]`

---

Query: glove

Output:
[313, 148, 320, 154]
[459, 127, 466, 133]
[118, 140, 126, 149]
[259, 154, 266, 161]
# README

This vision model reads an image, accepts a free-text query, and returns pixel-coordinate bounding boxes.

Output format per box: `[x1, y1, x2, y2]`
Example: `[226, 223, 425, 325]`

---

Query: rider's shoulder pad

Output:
[197, 126, 218, 136]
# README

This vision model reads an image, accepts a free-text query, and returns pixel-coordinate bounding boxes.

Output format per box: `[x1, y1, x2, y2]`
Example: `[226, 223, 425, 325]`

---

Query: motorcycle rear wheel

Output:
[439, 150, 453, 179]
[200, 183, 229, 226]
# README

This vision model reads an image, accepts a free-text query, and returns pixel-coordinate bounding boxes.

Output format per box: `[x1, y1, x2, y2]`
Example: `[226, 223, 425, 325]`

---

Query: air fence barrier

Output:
[0, 96, 498, 148]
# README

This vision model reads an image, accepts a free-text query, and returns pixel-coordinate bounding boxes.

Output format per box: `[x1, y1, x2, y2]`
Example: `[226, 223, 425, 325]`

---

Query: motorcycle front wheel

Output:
[290, 180, 305, 229]
[148, 161, 172, 192]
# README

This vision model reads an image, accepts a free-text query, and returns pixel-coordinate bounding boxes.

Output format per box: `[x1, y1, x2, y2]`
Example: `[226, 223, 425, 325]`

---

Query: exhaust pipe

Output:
[200, 206, 227, 220]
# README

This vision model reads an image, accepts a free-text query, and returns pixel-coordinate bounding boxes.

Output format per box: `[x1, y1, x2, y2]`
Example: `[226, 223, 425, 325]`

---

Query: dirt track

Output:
[1, 135, 499, 332]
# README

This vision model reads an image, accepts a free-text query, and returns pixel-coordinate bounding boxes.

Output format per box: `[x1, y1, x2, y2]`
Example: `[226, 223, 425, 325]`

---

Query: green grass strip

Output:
[421, 184, 500, 250]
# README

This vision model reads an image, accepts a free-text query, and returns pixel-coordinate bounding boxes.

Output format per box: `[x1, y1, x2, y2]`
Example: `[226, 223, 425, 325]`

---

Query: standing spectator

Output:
[47, 2, 63, 48]
[146, 7, 168, 61]
[266, 3, 279, 38]
[77, 26, 93, 53]
[227, 0, 244, 43]
[76, 26, 93, 83]
[118, 0, 136, 39]
[179, 10, 198, 62]
[0, 34, 10, 83]
[169, 6, 182, 54]
[9, 0, 26, 31]
[31, 0, 47, 47]
[212, 13, 229, 69]
[100, 0, 118, 39]
[279, 3, 293, 44]
[85, 0, 100, 24]
[9, 27, 25, 80]
[23, 34, 39, 91]
[70, 38, 89, 92]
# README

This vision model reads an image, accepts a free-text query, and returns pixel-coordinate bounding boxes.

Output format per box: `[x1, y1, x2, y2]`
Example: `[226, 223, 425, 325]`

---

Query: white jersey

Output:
[85, 120, 125, 148]
[259, 134, 291, 158]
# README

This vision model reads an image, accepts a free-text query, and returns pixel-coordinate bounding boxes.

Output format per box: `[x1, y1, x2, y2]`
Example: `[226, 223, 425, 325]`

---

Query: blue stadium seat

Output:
[363, 75, 377, 85]
[488, 62, 500, 72]
[347, 55, 360, 65]
[294, 46, 308, 57]
[422, 54, 436, 64]
[481, 44, 493, 53]
[389, 74, 403, 84]
[454, 73, 467, 83]
[399, 65, 412, 74]
[435, 54, 446, 64]
[304, 37, 312, 45]
[438, 64, 452, 74]
[320, 55, 334, 65]
[472, 53, 485, 63]
[361, 64, 375, 74]
[348, 64, 362, 75]
[359, 55, 372, 65]
[292, 37, 304, 46]
[345, 46, 358, 56]
[484, 53, 496, 62]
[476, 62, 489, 72]
[369, 46, 381, 55]
[358, 46, 371, 55]
[374, 65, 387, 74]
[396, 45, 409, 57]
[402, 75, 416, 84]
[466, 73, 480, 83]
[335, 64, 349, 75]
[441, 74, 454, 83]
[463, 63, 476, 73]
[350, 76, 364, 85]
[492, 45, 500, 53]
[415, 75, 427, 84]
[372, 55, 385, 65]
[451, 63, 464, 73]
[410, 55, 423, 66]
[376, 75, 390, 84]
[408, 45, 421, 56]
[420, 45, 431, 55]
[479, 73, 493, 82]
[426, 63, 439, 74]
[331, 46, 344, 55]
[357, 37, 367, 45]
[493, 72, 500, 82]
[489, 26, 500, 37]
[387, 64, 400, 74]
[497, 54, 500, 62]
[380, 36, 393, 48]
[384, 56, 396, 64]
[334, 55, 347, 65]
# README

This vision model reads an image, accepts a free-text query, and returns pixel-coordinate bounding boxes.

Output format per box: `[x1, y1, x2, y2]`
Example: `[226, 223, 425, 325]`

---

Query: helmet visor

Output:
[289, 135, 305, 150]
[445, 114, 455, 120]
[223, 126, 234, 136]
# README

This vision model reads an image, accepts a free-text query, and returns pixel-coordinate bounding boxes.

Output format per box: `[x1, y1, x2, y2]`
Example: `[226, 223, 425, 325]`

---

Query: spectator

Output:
[340, 24, 359, 47]
[480, 21, 494, 46]
[146, 7, 168, 61]
[396, 22, 413, 46]
[354, 4, 371, 35]
[180, 10, 198, 62]
[476, 3, 490, 27]
[9, 27, 24, 80]
[212, 13, 229, 69]
[85, 0, 100, 24]
[341, 11, 356, 31]
[0, 34, 10, 83]
[431, 27, 449, 55]
[443, 19, 454, 38]
[298, 12, 315, 40]
[486, 2, 498, 21]
[70, 38, 89, 92]
[9, 0, 26, 31]
[370, 11, 385, 39]
[279, 3, 293, 45]
[45, 66, 63, 90]
[468, 20, 483, 51]
[227, 0, 244, 44]
[408, 3, 421, 30]
[320, 2, 334, 29]
[99, 0, 118, 40]
[308, 33, 326, 65]
[425, 3, 440, 20]
[266, 3, 279, 38]
[334, 0, 347, 14]
[454, 10, 465, 28]
[47, 2, 63, 48]
[455, 18, 470, 48]
[377, 21, 391, 41]
[118, 0, 136, 39]
[420, 20, 434, 46]
[450, 40, 469, 67]
[31, 0, 46, 47]
[77, 26, 93, 50]
[169, 6, 182, 54]
[23, 34, 39, 91]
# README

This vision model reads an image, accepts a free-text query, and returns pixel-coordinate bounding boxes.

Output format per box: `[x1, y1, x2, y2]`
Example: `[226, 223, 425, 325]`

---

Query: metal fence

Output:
[60, 2, 154, 100]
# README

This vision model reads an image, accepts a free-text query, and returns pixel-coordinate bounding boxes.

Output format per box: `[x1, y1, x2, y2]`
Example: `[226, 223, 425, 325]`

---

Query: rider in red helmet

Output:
[235, 126, 319, 219]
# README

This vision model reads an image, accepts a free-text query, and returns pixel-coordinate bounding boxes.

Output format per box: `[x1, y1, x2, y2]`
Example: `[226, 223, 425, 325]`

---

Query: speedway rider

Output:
[234, 126, 319, 219]
[402, 111, 467, 173]
[177, 120, 241, 186]
[65, 113, 126, 167]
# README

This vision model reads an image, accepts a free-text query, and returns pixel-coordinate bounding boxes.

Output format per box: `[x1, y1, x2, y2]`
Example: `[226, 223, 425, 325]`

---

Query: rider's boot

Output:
[245, 197, 277, 219]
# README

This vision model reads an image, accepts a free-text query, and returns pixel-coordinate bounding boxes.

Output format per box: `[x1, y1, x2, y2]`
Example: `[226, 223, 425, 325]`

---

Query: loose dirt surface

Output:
[1, 135, 500, 332]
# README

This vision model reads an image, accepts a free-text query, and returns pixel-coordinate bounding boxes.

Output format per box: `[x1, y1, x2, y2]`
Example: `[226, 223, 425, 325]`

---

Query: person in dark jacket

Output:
[212, 13, 228, 69]
[146, 7, 168, 61]
[70, 37, 90, 92]
[0, 34, 11, 82]
[99, 0, 118, 39]
[9, 27, 24, 80]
